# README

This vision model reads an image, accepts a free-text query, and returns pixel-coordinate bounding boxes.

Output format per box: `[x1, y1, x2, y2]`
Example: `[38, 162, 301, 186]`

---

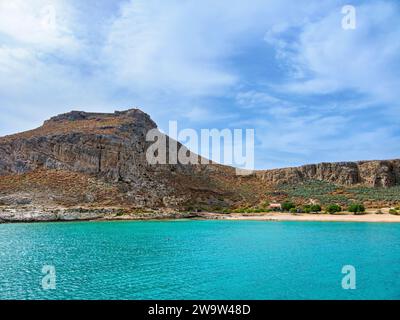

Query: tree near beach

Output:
[326, 204, 342, 214]
[348, 203, 366, 214]
[281, 201, 296, 212]
[310, 204, 322, 213]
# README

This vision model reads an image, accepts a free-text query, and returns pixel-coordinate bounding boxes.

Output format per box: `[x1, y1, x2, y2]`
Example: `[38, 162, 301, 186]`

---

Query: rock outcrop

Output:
[0, 109, 156, 178]
[256, 160, 400, 188]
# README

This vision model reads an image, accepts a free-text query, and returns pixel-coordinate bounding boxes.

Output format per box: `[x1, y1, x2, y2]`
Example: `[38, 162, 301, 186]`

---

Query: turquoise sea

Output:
[0, 220, 399, 300]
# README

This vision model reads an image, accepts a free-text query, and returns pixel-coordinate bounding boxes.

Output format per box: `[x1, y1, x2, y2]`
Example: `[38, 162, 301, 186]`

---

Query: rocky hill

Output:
[0, 109, 262, 217]
[257, 160, 400, 188]
[0, 108, 399, 221]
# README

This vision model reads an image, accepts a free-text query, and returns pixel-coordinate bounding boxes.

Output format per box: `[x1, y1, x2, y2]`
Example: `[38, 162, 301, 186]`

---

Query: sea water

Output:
[0, 220, 399, 300]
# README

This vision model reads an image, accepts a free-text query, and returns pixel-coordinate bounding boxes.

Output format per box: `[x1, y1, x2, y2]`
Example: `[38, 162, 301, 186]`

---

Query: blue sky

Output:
[0, 0, 399, 169]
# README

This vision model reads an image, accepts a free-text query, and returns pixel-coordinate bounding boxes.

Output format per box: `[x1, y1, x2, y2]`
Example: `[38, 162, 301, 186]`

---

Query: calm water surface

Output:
[0, 220, 399, 299]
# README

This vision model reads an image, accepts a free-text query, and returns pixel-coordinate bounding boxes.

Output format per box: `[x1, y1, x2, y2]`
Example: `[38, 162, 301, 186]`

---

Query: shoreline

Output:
[200, 212, 400, 223]
[1, 209, 400, 223]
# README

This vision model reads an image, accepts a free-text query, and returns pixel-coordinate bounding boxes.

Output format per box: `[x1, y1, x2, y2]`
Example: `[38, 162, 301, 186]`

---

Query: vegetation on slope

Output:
[275, 180, 400, 207]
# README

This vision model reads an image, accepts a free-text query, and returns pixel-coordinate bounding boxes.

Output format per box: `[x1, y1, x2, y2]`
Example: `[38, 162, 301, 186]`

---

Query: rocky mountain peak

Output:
[43, 108, 157, 130]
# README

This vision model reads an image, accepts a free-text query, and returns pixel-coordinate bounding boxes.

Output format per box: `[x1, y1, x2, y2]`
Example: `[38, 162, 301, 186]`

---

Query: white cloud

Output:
[235, 90, 299, 117]
[101, 0, 236, 97]
[183, 106, 236, 123]
[0, 0, 79, 53]
[258, 114, 347, 154]
[0, 0, 82, 104]
[101, 0, 330, 98]
[254, 112, 400, 169]
[0, 0, 118, 136]
[236, 91, 283, 108]
[266, 1, 400, 105]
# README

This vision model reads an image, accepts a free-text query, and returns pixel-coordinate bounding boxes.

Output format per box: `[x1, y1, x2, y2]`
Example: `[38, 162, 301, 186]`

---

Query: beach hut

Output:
[269, 203, 282, 211]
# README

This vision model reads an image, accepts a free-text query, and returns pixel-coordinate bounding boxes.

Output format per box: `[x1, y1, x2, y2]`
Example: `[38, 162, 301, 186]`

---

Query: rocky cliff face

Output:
[256, 160, 400, 188]
[0, 109, 239, 210]
[0, 109, 156, 178]
[0, 108, 399, 216]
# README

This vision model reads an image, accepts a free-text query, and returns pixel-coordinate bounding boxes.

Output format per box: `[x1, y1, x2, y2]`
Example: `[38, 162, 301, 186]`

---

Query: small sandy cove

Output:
[201, 212, 400, 223]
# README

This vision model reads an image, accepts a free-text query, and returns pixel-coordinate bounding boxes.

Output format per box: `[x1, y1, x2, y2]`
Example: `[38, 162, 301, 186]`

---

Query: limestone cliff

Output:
[256, 160, 400, 188]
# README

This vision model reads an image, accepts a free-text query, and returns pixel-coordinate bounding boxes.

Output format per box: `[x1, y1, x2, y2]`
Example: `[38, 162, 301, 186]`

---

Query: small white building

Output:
[269, 203, 282, 210]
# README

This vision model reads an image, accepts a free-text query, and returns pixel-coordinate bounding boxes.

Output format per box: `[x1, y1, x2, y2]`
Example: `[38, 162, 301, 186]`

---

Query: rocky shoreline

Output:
[0, 207, 203, 223]
[1, 207, 399, 223]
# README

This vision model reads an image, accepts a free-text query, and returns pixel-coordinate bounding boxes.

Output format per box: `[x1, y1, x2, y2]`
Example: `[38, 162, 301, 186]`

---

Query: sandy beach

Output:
[198, 212, 400, 223]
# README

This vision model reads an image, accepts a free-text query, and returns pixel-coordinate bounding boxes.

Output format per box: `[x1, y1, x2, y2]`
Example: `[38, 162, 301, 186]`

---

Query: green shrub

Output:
[326, 204, 342, 214]
[389, 209, 399, 215]
[302, 205, 312, 213]
[347, 186, 400, 202]
[279, 180, 337, 197]
[348, 203, 366, 214]
[281, 201, 296, 212]
[310, 204, 322, 213]
[279, 181, 400, 205]
[289, 208, 297, 214]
